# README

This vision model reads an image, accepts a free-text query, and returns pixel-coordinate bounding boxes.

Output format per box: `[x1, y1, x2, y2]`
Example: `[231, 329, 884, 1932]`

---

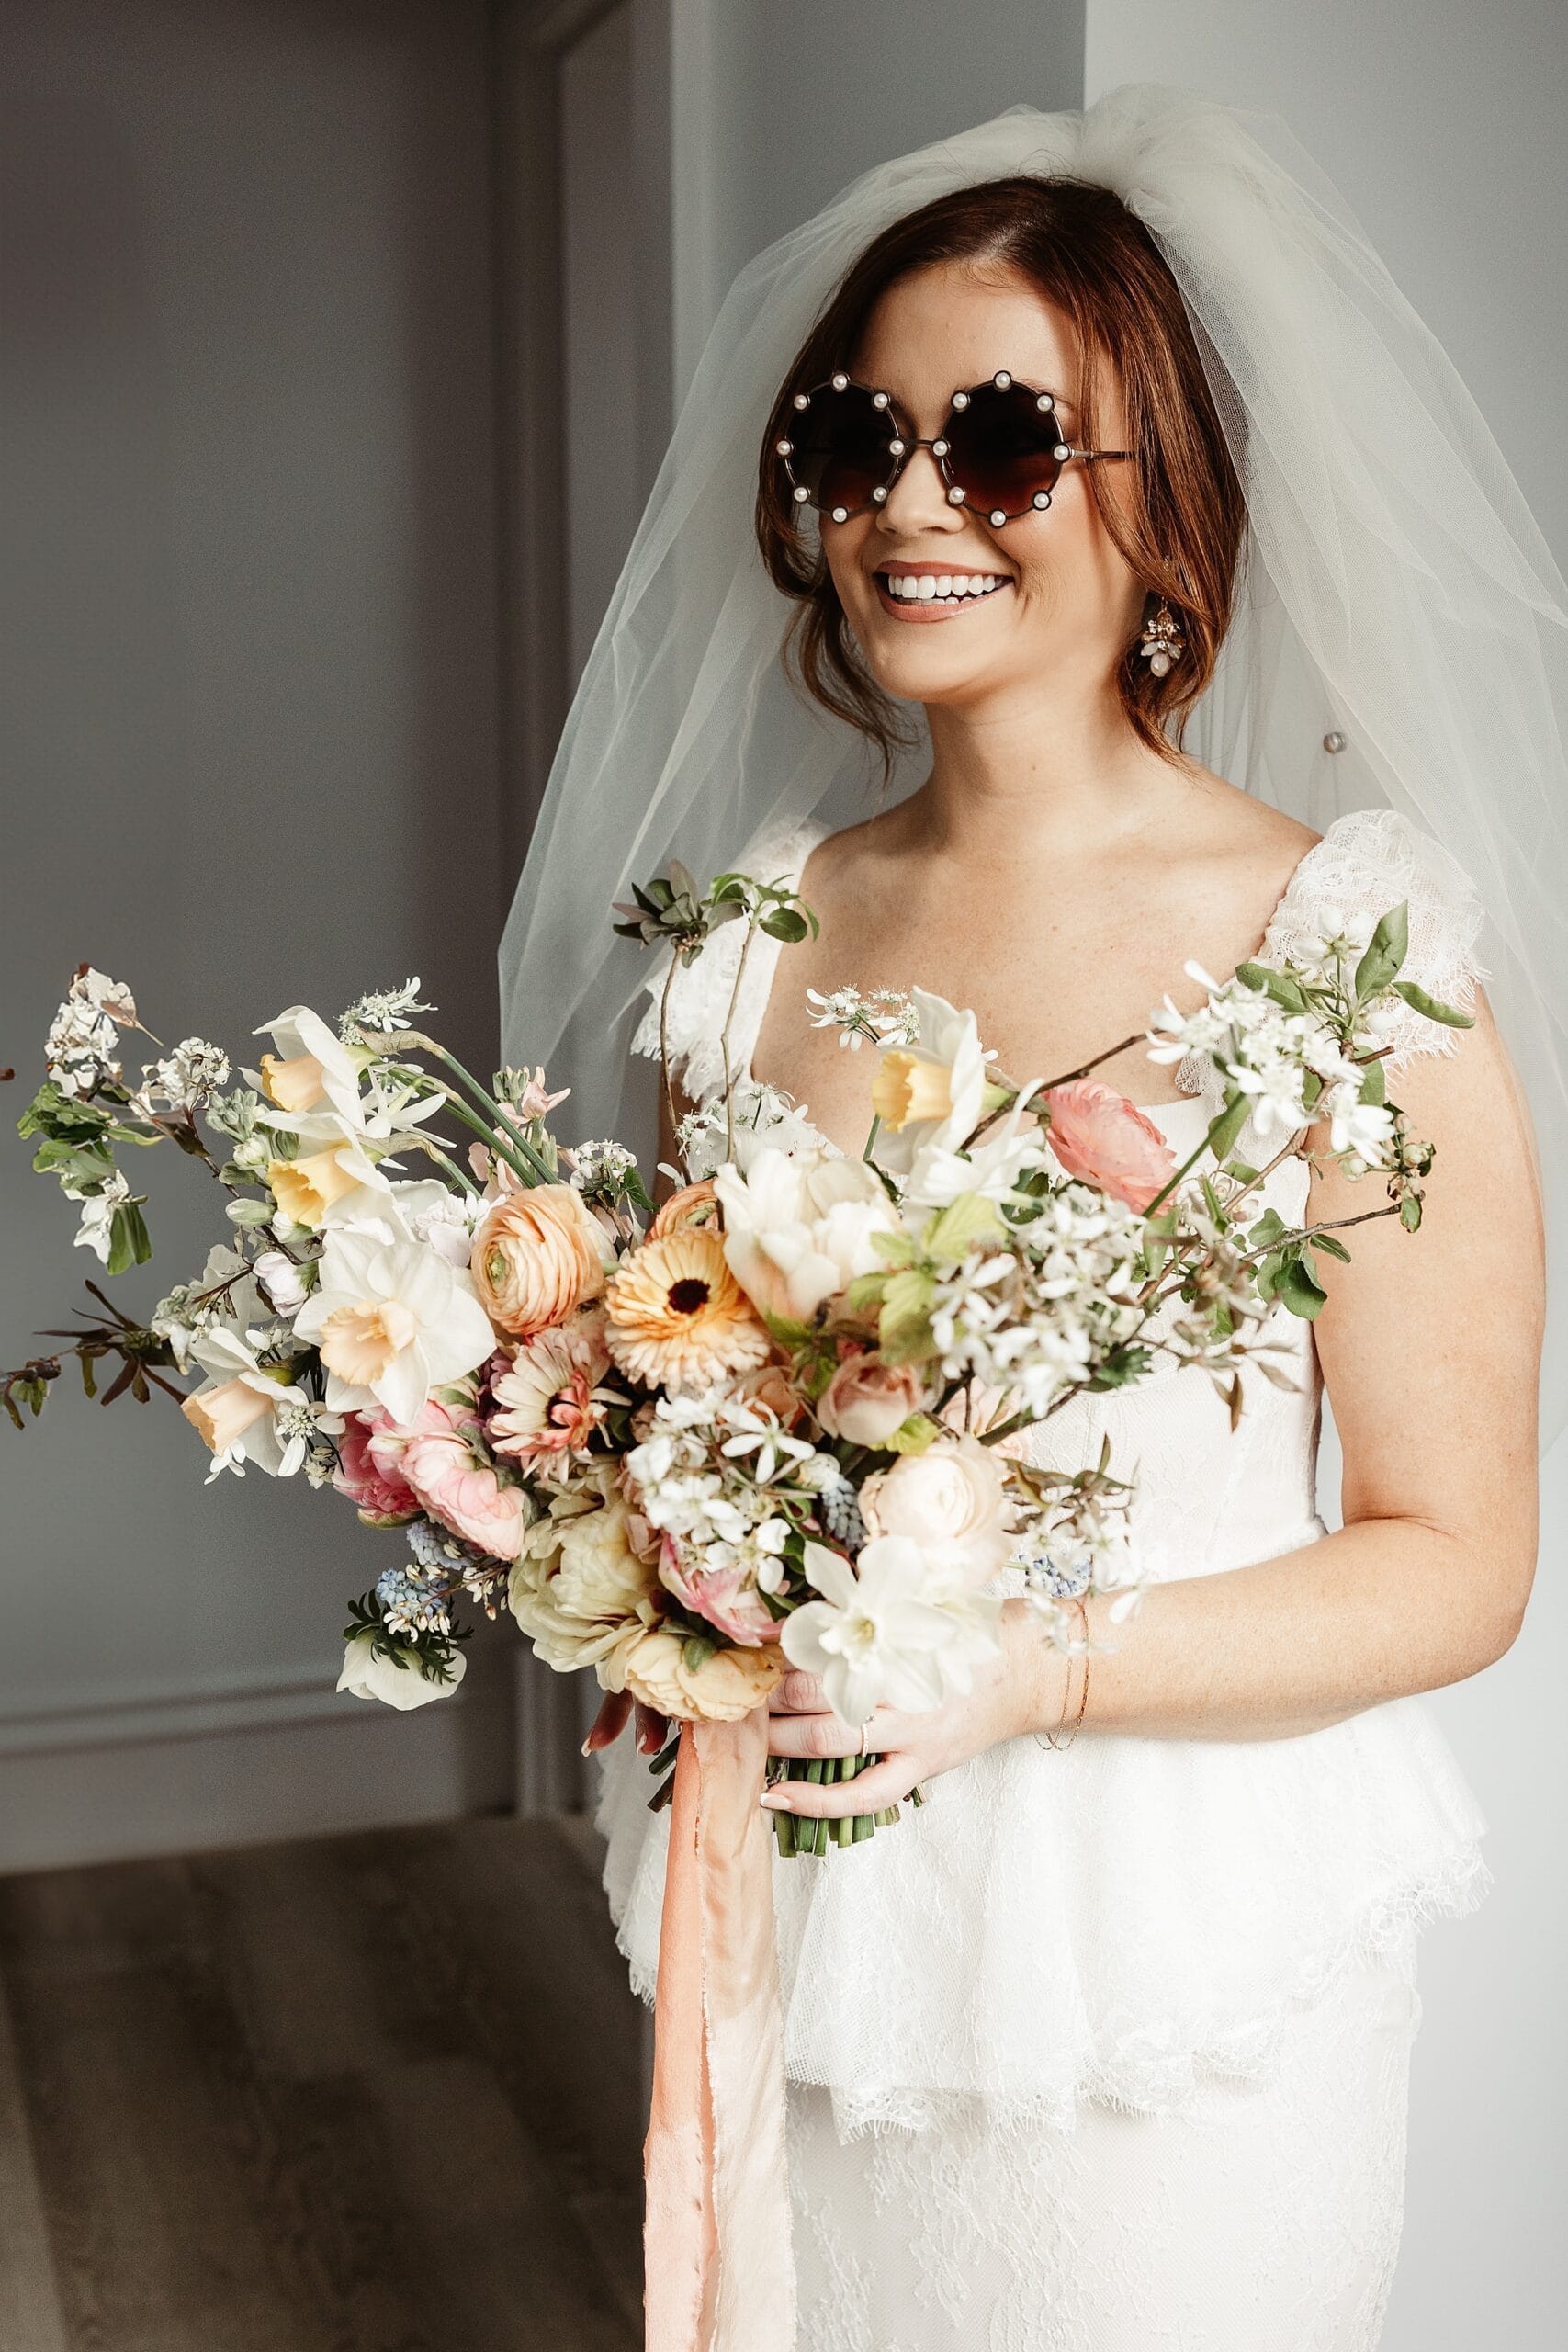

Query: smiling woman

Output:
[754, 172, 1247, 779]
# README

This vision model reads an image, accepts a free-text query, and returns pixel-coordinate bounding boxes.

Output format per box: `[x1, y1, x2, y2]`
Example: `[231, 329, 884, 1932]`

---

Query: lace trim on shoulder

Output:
[1258, 807, 1487, 1070]
[630, 815, 828, 1103]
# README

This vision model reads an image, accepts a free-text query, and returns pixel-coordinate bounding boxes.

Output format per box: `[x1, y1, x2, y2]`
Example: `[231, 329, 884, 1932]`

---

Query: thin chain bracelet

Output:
[1041, 1595, 1090, 1752]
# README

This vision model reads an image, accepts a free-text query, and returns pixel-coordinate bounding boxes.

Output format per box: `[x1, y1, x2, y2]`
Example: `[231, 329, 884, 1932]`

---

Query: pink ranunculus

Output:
[658, 1533, 778, 1648]
[395, 1406, 527, 1563]
[1043, 1079, 1178, 1213]
[333, 1410, 420, 1524]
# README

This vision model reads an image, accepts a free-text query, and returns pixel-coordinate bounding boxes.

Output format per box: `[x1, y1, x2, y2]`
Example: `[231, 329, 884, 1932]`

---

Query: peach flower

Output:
[180, 1377, 270, 1455]
[487, 1309, 615, 1474]
[649, 1178, 719, 1238]
[469, 1182, 611, 1339]
[816, 1351, 929, 1446]
[604, 1227, 770, 1392]
[1042, 1079, 1177, 1212]
[620, 1627, 785, 1722]
[860, 1432, 1012, 1585]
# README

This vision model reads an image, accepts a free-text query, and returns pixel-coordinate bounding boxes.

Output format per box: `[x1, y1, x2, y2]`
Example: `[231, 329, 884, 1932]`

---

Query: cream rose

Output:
[816, 1351, 929, 1446]
[470, 1182, 612, 1338]
[859, 1433, 1012, 1586]
[620, 1629, 785, 1722]
[713, 1145, 900, 1323]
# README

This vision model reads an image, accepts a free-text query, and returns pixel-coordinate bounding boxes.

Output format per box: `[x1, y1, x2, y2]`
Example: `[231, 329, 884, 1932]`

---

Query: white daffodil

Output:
[260, 1114, 393, 1236]
[713, 1145, 901, 1323]
[179, 1324, 341, 1480]
[337, 1625, 466, 1710]
[901, 1088, 1049, 1212]
[253, 1003, 369, 1124]
[782, 1534, 989, 1727]
[292, 1226, 495, 1425]
[869, 988, 998, 1175]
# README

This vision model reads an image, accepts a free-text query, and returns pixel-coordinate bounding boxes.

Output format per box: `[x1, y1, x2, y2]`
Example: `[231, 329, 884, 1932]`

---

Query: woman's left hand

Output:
[761, 1600, 1066, 1818]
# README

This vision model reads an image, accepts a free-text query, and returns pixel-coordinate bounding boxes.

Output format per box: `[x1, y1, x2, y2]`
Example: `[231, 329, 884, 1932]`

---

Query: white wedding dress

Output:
[595, 805, 1492, 2350]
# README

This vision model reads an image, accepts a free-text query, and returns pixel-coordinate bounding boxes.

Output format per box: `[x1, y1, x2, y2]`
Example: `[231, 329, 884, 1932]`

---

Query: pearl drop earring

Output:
[1138, 597, 1186, 679]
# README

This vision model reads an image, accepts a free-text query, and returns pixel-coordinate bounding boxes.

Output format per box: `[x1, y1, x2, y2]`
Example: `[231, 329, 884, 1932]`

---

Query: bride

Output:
[502, 86, 1561, 2352]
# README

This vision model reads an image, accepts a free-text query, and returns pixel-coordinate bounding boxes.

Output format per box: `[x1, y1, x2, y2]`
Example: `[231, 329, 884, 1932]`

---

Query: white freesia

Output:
[869, 988, 996, 1175]
[337, 1625, 466, 1710]
[781, 1534, 1003, 1726]
[292, 1226, 494, 1424]
[713, 1145, 901, 1323]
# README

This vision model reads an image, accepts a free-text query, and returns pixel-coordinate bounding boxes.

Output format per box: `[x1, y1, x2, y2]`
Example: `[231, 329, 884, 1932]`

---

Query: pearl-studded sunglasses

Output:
[777, 368, 1135, 527]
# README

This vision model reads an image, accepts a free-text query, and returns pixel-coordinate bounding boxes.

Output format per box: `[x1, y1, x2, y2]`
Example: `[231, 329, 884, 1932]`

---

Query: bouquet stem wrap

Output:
[644, 1713, 795, 2351]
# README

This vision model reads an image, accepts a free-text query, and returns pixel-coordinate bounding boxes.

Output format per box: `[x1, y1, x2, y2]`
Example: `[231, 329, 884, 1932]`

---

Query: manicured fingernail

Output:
[760, 1792, 786, 1810]
[581, 1737, 593, 1756]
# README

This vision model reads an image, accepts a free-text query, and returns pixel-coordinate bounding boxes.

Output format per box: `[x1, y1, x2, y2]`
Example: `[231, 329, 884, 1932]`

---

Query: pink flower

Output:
[1042, 1079, 1177, 1212]
[369, 1398, 526, 1562]
[817, 1350, 929, 1446]
[333, 1411, 420, 1524]
[658, 1533, 778, 1647]
[488, 1311, 615, 1474]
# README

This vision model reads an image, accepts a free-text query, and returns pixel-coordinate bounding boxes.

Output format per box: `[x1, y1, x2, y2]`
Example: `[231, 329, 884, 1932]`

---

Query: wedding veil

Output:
[498, 82, 1568, 1444]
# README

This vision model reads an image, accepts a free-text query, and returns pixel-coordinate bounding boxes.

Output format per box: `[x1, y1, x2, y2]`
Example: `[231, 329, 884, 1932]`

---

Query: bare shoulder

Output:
[1173, 756, 1320, 881]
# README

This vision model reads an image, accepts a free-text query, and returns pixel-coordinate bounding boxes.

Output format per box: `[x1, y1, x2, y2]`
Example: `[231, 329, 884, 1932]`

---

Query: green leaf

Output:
[1235, 962, 1308, 1012]
[759, 907, 809, 944]
[923, 1191, 1004, 1262]
[104, 1202, 152, 1277]
[17, 1082, 112, 1144]
[1247, 1206, 1290, 1252]
[1206, 1090, 1250, 1163]
[1224, 1160, 1259, 1186]
[884, 1413, 942, 1455]
[1400, 1193, 1424, 1232]
[1278, 1257, 1329, 1319]
[681, 1634, 716, 1674]
[1308, 1231, 1352, 1262]
[1354, 903, 1409, 1001]
[1358, 1058, 1386, 1106]
[1391, 978, 1475, 1030]
[878, 1268, 936, 1365]
[843, 1271, 889, 1317]
[761, 1310, 817, 1350]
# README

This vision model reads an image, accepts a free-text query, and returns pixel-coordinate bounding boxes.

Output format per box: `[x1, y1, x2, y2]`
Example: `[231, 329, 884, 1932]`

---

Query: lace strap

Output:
[630, 816, 828, 1105]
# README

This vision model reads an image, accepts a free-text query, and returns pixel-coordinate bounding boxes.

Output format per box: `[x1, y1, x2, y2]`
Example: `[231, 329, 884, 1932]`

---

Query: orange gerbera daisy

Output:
[604, 1227, 771, 1391]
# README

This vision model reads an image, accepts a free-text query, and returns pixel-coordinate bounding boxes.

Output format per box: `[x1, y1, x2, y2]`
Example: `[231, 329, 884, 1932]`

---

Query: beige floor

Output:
[0, 1815, 644, 2351]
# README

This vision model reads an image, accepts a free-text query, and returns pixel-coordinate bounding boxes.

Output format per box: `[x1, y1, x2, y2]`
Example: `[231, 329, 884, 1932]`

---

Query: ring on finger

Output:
[857, 1722, 869, 1758]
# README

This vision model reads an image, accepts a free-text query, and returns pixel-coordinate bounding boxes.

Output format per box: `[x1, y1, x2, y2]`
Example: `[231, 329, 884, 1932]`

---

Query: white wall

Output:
[0, 0, 515, 1865]
[1080, 14, 1566, 2348]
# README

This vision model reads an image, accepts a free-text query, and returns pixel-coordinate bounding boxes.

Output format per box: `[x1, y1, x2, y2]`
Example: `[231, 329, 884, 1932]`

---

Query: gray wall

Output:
[1, 0, 514, 1861]
[1082, 12, 1567, 2347]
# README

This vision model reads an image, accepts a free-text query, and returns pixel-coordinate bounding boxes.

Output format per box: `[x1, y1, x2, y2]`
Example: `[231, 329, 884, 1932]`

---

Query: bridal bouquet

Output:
[6, 867, 1466, 1853]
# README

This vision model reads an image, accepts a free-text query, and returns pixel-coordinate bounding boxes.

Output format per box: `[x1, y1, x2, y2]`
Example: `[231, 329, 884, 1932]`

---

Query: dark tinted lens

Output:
[788, 382, 897, 516]
[945, 380, 1065, 517]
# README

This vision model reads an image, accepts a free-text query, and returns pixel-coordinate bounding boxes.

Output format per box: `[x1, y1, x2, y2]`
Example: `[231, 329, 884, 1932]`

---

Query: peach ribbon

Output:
[643, 1710, 795, 2351]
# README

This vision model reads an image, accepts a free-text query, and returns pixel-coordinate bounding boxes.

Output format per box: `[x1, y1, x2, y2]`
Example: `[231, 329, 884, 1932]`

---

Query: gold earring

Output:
[1137, 597, 1185, 679]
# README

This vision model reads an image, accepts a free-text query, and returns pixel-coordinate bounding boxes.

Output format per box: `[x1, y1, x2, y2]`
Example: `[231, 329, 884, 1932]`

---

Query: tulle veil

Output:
[498, 83, 1568, 1444]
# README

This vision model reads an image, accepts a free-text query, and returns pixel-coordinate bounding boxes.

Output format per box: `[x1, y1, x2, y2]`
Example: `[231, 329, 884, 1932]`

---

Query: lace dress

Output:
[596, 806, 1492, 2350]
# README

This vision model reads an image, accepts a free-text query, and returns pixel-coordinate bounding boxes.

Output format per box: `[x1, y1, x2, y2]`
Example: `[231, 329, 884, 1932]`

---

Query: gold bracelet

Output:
[1041, 1596, 1090, 1752]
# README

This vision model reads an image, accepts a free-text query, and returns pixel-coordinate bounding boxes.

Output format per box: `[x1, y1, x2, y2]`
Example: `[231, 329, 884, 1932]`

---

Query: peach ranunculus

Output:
[649, 1178, 719, 1238]
[657, 1532, 779, 1648]
[369, 1398, 526, 1561]
[619, 1627, 785, 1722]
[1042, 1079, 1177, 1213]
[333, 1409, 421, 1523]
[860, 1432, 1012, 1587]
[816, 1350, 930, 1446]
[469, 1182, 612, 1339]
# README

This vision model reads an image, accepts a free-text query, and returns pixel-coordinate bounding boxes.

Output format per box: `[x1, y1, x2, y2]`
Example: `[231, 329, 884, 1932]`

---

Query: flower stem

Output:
[393, 1037, 556, 1186]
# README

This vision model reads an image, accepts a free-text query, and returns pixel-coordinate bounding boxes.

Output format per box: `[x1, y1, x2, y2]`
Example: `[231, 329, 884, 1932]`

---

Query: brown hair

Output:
[754, 175, 1247, 786]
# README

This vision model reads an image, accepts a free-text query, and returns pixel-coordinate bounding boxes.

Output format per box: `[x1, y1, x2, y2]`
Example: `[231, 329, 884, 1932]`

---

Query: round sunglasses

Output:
[777, 368, 1134, 527]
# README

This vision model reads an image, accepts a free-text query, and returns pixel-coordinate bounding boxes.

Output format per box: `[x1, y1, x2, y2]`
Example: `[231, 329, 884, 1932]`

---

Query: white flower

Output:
[713, 1144, 900, 1323]
[337, 1624, 466, 1710]
[253, 1004, 369, 1125]
[253, 1248, 310, 1317]
[1323, 1081, 1397, 1165]
[781, 1534, 1002, 1726]
[860, 1435, 1013, 1587]
[292, 1226, 495, 1424]
[46, 972, 130, 1096]
[870, 989, 996, 1174]
[179, 1325, 340, 1479]
[901, 1091, 1048, 1212]
[338, 979, 433, 1044]
[147, 1037, 231, 1108]
[72, 1170, 131, 1261]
